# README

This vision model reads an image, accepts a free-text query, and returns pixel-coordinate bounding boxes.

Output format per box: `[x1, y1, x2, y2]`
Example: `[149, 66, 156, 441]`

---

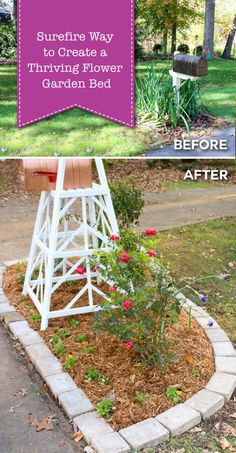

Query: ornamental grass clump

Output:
[93, 229, 181, 368]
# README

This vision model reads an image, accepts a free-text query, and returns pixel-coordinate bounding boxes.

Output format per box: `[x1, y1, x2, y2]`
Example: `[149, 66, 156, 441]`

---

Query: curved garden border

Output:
[1, 260, 236, 453]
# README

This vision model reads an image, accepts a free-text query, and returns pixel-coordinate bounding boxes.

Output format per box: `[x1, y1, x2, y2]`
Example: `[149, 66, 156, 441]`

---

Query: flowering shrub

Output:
[109, 178, 144, 228]
[92, 229, 181, 367]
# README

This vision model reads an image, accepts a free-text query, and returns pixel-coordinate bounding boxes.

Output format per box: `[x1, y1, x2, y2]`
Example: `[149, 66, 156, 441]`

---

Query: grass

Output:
[141, 217, 236, 453]
[159, 218, 236, 341]
[0, 58, 235, 155]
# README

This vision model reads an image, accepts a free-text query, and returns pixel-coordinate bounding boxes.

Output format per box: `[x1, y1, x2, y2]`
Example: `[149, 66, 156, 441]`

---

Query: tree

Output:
[203, 0, 216, 58]
[222, 14, 236, 59]
[136, 0, 201, 55]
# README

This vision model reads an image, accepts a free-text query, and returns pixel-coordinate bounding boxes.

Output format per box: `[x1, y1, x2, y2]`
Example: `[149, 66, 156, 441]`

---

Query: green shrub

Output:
[0, 23, 16, 59]
[92, 229, 181, 367]
[64, 354, 76, 370]
[136, 65, 203, 128]
[55, 343, 66, 357]
[85, 367, 100, 381]
[153, 44, 163, 56]
[110, 178, 144, 228]
[76, 334, 88, 343]
[177, 44, 190, 54]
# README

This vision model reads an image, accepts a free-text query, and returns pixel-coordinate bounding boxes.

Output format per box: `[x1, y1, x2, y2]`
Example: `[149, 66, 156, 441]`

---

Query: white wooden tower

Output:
[23, 158, 119, 330]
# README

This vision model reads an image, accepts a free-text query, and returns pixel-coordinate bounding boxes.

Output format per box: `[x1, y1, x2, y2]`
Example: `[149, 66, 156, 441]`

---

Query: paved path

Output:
[145, 127, 235, 158]
[0, 324, 84, 453]
[1, 187, 236, 263]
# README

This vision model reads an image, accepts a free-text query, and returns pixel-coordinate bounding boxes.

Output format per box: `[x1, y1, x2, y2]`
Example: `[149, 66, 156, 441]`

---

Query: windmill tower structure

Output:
[19, 158, 119, 330]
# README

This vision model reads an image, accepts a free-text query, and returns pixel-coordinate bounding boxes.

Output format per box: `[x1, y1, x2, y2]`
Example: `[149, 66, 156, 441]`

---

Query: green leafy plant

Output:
[71, 319, 79, 328]
[166, 386, 182, 403]
[92, 229, 181, 368]
[135, 391, 149, 404]
[55, 343, 66, 357]
[85, 367, 100, 382]
[110, 178, 144, 228]
[64, 354, 76, 370]
[18, 275, 25, 284]
[192, 367, 201, 380]
[30, 312, 41, 323]
[0, 23, 16, 59]
[80, 346, 94, 355]
[96, 398, 114, 418]
[136, 66, 203, 128]
[52, 334, 60, 344]
[58, 328, 69, 339]
[76, 334, 88, 343]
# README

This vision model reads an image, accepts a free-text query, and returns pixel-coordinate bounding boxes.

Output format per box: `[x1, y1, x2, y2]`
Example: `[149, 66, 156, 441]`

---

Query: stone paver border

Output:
[1, 261, 236, 453]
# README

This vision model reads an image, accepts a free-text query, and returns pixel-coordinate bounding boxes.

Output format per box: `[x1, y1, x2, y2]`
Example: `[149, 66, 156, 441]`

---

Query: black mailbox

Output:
[173, 54, 208, 77]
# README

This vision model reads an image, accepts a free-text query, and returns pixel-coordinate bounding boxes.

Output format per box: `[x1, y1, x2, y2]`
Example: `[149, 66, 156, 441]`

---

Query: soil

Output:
[4, 263, 215, 431]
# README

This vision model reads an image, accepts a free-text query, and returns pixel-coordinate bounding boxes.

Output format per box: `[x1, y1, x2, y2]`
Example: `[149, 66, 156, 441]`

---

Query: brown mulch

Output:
[4, 264, 215, 430]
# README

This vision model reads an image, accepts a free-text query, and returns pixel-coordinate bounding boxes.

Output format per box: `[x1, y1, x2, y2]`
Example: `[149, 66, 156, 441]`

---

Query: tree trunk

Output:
[222, 14, 236, 59]
[163, 32, 168, 56]
[202, 0, 216, 59]
[13, 0, 17, 21]
[171, 24, 177, 54]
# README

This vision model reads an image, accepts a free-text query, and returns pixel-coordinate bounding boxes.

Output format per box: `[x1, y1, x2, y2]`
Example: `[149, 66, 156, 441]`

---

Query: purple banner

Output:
[17, 0, 134, 128]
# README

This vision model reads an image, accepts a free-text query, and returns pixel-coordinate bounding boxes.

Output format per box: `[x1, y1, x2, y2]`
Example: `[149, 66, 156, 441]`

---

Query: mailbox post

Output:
[170, 53, 208, 107]
[20, 158, 119, 330]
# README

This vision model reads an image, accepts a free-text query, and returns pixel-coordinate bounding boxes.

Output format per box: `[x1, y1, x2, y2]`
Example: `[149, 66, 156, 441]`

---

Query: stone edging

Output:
[1, 261, 236, 453]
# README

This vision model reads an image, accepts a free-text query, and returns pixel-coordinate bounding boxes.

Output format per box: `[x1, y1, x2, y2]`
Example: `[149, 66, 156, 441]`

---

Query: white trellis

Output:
[23, 158, 119, 330]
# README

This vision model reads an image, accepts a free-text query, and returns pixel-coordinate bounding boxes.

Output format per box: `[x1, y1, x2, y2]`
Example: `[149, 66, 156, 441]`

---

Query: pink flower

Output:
[119, 251, 131, 263]
[92, 266, 98, 273]
[110, 234, 120, 241]
[145, 228, 157, 236]
[76, 265, 86, 275]
[124, 342, 134, 350]
[123, 299, 133, 310]
[147, 249, 157, 257]
[110, 285, 117, 293]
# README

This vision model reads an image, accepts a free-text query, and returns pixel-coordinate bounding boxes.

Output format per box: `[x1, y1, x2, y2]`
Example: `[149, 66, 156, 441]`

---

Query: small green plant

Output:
[58, 328, 69, 338]
[24, 304, 32, 310]
[96, 398, 114, 418]
[76, 334, 88, 343]
[71, 319, 79, 328]
[166, 386, 182, 404]
[67, 280, 77, 286]
[64, 354, 76, 370]
[55, 343, 66, 357]
[85, 367, 100, 382]
[52, 334, 60, 344]
[18, 275, 25, 284]
[135, 391, 149, 404]
[31, 312, 41, 323]
[16, 262, 23, 272]
[192, 367, 201, 380]
[80, 346, 94, 355]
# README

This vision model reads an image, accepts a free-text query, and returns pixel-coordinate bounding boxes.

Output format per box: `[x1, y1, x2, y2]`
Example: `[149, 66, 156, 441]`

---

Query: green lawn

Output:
[143, 218, 236, 453]
[0, 59, 235, 156]
[159, 218, 236, 341]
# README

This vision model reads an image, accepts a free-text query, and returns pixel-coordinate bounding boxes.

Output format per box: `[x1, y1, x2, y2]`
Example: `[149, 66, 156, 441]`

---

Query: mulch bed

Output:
[4, 264, 215, 430]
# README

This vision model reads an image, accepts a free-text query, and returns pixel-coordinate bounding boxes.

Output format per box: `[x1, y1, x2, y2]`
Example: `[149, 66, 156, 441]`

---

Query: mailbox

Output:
[173, 54, 208, 77]
[19, 159, 93, 192]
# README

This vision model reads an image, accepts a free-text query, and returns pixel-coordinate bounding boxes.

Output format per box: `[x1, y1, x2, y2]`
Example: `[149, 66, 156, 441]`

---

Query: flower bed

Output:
[4, 263, 214, 431]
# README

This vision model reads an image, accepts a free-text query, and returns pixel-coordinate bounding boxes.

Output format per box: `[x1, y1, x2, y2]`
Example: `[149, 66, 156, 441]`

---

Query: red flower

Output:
[110, 285, 117, 293]
[124, 341, 134, 350]
[123, 299, 133, 310]
[147, 249, 157, 257]
[92, 266, 98, 273]
[76, 265, 86, 275]
[145, 228, 157, 236]
[110, 234, 120, 241]
[119, 251, 131, 263]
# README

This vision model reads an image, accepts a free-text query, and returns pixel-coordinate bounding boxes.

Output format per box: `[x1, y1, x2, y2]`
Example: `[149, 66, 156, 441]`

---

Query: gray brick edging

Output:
[1, 262, 236, 452]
